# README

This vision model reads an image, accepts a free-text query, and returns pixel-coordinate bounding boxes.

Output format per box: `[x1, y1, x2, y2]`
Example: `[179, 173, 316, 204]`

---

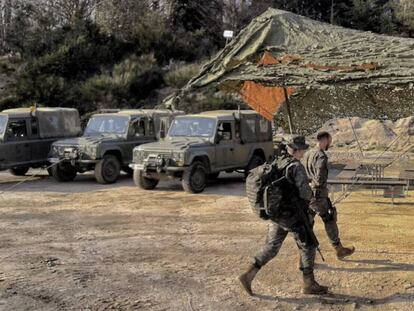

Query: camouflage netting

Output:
[168, 8, 414, 132]
[185, 8, 414, 90]
[275, 88, 414, 135]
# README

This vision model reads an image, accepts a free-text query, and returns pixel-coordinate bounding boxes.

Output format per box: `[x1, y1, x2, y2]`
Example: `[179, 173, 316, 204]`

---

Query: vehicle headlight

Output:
[172, 152, 185, 166]
[51, 145, 59, 155]
[134, 150, 146, 164]
[84, 146, 97, 159]
[156, 155, 164, 165]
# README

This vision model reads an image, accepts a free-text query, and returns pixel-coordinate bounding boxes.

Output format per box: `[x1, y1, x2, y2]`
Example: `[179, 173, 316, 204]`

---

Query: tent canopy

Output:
[174, 9, 414, 122]
[186, 8, 414, 91]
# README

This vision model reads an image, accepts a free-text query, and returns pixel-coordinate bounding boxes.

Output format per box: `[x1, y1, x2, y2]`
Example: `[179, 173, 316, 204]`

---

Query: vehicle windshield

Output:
[0, 115, 7, 137]
[169, 117, 216, 138]
[85, 116, 129, 135]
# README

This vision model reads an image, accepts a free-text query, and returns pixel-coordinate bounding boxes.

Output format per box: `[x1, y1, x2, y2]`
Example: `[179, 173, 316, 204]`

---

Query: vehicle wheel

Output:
[182, 161, 207, 193]
[122, 167, 134, 177]
[133, 170, 159, 190]
[9, 167, 29, 176]
[208, 172, 220, 180]
[245, 154, 265, 177]
[50, 164, 77, 182]
[95, 155, 121, 184]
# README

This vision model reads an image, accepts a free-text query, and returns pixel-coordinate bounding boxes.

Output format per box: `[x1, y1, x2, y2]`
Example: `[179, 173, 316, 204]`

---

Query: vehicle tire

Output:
[9, 167, 29, 176]
[208, 172, 220, 180]
[95, 155, 121, 184]
[50, 164, 77, 182]
[133, 170, 159, 190]
[182, 161, 207, 193]
[122, 167, 134, 177]
[245, 154, 265, 177]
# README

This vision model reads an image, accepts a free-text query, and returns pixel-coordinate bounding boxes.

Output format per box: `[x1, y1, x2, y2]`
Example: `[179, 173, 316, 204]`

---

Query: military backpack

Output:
[246, 158, 295, 220]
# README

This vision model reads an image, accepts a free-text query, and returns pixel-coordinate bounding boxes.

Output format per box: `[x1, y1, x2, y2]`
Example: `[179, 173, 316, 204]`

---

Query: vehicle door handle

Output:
[230, 148, 234, 151]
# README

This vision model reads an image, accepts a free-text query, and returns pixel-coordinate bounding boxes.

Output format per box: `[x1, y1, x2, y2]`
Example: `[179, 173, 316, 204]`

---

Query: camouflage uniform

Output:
[304, 148, 340, 246]
[253, 154, 316, 275]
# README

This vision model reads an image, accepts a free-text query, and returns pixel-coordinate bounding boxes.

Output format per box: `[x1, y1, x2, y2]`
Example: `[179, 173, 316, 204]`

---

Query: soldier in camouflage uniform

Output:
[239, 136, 328, 296]
[304, 131, 355, 259]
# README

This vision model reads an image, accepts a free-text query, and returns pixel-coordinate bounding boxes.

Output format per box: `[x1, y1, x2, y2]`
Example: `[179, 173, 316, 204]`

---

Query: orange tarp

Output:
[241, 81, 295, 121]
[240, 52, 295, 120]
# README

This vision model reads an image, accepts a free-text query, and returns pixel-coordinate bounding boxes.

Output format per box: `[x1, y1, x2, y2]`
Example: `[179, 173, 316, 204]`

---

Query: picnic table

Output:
[328, 179, 407, 204]
[399, 170, 414, 188]
[343, 163, 361, 170]
[358, 158, 394, 180]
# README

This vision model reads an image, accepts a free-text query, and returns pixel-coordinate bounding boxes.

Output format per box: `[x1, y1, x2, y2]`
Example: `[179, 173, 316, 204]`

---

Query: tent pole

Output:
[283, 87, 294, 134]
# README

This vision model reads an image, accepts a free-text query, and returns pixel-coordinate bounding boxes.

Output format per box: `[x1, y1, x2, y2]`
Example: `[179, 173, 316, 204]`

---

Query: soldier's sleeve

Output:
[314, 153, 328, 187]
[291, 164, 313, 201]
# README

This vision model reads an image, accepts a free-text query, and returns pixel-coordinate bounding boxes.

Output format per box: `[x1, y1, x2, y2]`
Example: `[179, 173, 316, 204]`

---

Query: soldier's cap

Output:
[287, 135, 309, 150]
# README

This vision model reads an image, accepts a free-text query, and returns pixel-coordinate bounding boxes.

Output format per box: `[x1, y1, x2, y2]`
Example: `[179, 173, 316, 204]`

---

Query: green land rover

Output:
[49, 109, 183, 184]
[130, 110, 274, 193]
[0, 107, 81, 176]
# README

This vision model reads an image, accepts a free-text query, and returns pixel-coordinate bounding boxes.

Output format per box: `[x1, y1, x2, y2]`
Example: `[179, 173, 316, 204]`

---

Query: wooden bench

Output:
[328, 179, 407, 204]
[399, 170, 414, 189]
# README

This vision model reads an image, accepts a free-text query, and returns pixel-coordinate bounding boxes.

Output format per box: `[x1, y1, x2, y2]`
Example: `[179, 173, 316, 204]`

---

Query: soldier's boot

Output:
[238, 264, 260, 296]
[334, 243, 355, 260]
[302, 272, 328, 295]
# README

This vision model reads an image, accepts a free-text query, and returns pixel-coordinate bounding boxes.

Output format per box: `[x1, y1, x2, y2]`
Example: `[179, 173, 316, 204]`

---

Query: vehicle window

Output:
[259, 118, 269, 134]
[218, 122, 232, 141]
[31, 119, 38, 136]
[6, 119, 28, 139]
[132, 118, 146, 137]
[169, 117, 215, 137]
[0, 115, 7, 135]
[85, 116, 129, 135]
[246, 119, 256, 134]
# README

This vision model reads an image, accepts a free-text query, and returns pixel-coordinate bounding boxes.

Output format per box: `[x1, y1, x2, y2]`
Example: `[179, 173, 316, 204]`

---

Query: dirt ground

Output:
[0, 170, 413, 311]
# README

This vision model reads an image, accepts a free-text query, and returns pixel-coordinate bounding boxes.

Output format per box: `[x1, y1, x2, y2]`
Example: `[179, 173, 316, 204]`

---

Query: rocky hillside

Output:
[314, 116, 414, 152]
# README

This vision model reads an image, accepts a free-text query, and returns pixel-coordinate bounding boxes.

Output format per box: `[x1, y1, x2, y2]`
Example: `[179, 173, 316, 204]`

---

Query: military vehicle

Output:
[0, 107, 81, 176]
[130, 110, 274, 193]
[48, 109, 184, 184]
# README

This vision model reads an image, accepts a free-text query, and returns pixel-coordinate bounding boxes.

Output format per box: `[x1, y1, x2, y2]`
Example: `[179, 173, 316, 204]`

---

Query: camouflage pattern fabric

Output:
[304, 148, 329, 198]
[305, 148, 341, 246]
[252, 155, 316, 274]
[309, 197, 340, 246]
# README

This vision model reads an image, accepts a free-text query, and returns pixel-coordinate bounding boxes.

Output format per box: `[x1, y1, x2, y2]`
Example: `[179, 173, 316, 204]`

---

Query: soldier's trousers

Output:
[309, 197, 340, 246]
[253, 220, 316, 275]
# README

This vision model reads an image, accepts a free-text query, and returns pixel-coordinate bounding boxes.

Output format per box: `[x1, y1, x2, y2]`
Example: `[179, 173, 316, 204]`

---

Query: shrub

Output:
[165, 63, 201, 89]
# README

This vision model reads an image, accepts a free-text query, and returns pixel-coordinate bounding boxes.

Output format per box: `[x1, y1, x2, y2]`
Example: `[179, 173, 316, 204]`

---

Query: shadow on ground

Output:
[0, 171, 247, 196]
[318, 259, 414, 273]
[254, 292, 414, 308]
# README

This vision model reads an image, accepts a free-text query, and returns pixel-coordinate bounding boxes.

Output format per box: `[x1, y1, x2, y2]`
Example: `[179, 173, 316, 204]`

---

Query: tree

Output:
[41, 0, 104, 25]
[393, 0, 414, 36]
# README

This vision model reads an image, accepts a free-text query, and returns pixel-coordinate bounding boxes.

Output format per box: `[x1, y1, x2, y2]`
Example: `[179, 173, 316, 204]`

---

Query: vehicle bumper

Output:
[129, 163, 186, 173]
[48, 158, 98, 164]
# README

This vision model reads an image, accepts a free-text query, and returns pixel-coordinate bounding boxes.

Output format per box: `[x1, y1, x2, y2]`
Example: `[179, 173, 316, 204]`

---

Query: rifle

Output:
[294, 200, 325, 262]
